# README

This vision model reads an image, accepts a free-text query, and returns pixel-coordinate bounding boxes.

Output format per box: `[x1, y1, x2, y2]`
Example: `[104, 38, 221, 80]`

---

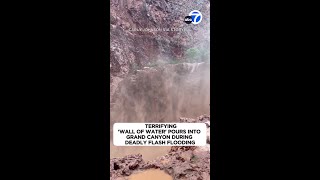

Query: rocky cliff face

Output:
[110, 0, 210, 98]
[110, 115, 211, 180]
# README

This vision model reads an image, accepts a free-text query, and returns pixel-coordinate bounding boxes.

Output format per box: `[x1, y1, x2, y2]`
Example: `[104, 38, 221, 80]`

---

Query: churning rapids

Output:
[110, 62, 210, 161]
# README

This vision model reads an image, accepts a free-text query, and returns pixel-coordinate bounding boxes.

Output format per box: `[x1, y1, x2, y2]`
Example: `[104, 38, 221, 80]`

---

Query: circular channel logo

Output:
[189, 10, 202, 25]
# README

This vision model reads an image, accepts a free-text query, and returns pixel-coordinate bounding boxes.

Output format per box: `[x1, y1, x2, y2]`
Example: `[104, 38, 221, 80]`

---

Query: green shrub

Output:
[186, 48, 201, 62]
[130, 62, 140, 74]
[168, 58, 179, 64]
[186, 47, 210, 63]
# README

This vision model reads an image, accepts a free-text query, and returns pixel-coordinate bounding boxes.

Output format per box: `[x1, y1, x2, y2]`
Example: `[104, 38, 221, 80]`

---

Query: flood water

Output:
[110, 63, 210, 162]
[129, 169, 173, 180]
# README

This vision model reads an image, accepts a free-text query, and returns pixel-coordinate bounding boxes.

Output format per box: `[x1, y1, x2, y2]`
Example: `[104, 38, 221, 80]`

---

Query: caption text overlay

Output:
[113, 123, 206, 146]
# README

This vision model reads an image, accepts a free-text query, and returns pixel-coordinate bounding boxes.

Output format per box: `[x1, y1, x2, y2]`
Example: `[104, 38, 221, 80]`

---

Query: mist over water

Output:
[111, 62, 210, 124]
[110, 61, 210, 160]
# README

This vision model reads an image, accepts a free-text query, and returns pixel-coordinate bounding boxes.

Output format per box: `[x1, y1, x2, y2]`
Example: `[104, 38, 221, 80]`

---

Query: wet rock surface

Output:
[110, 0, 210, 99]
[110, 154, 145, 177]
[110, 115, 210, 180]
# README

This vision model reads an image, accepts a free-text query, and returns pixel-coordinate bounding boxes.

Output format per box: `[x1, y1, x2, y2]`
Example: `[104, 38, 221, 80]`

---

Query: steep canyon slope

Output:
[110, 0, 210, 100]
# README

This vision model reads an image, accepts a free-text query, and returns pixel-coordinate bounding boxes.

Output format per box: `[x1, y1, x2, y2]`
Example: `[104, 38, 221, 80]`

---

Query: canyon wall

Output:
[110, 0, 210, 99]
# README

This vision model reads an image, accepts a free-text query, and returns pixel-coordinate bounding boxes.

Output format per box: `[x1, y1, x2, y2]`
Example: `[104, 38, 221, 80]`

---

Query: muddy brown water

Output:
[128, 169, 173, 180]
